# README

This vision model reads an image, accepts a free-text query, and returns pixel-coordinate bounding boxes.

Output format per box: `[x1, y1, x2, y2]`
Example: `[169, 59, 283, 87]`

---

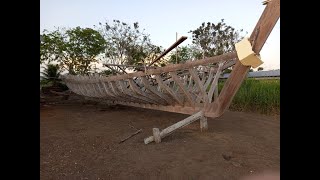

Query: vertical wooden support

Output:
[153, 128, 161, 143]
[200, 116, 208, 132]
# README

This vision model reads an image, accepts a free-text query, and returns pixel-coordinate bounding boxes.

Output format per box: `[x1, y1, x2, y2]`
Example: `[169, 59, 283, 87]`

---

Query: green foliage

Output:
[218, 79, 280, 114]
[189, 19, 244, 58]
[168, 46, 192, 64]
[40, 63, 61, 85]
[96, 20, 163, 68]
[40, 27, 106, 75]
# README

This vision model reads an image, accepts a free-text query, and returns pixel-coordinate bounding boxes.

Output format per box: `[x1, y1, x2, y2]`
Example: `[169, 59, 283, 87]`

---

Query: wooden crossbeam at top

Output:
[149, 36, 187, 67]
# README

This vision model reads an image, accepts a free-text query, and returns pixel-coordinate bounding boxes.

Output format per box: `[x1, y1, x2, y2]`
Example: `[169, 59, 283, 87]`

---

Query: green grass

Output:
[218, 78, 280, 115]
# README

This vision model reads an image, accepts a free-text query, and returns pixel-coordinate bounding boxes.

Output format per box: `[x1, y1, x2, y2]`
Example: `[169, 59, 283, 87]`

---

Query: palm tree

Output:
[41, 64, 61, 86]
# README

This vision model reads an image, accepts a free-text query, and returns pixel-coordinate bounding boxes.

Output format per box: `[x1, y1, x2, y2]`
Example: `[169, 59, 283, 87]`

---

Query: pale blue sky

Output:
[40, 0, 280, 70]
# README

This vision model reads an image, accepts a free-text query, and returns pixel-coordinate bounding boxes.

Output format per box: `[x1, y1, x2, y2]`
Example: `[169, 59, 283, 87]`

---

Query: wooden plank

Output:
[118, 80, 154, 104]
[64, 52, 236, 83]
[250, 0, 280, 53]
[153, 128, 161, 143]
[171, 72, 195, 107]
[128, 78, 164, 105]
[149, 36, 188, 66]
[106, 99, 215, 117]
[116, 80, 146, 103]
[140, 76, 173, 105]
[208, 62, 224, 103]
[144, 111, 204, 144]
[154, 75, 184, 106]
[103, 63, 157, 69]
[203, 67, 216, 90]
[210, 0, 280, 116]
[189, 68, 208, 103]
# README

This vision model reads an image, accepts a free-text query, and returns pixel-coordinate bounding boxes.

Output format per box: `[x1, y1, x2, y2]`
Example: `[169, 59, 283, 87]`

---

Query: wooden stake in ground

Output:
[119, 129, 142, 144]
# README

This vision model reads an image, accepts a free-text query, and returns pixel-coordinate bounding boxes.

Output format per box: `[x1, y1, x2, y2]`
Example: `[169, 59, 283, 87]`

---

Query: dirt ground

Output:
[40, 96, 280, 180]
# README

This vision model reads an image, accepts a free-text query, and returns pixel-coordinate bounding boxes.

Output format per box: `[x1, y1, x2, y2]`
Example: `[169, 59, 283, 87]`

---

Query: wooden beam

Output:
[128, 78, 165, 105]
[118, 80, 154, 104]
[154, 75, 184, 106]
[64, 52, 237, 83]
[207, 62, 224, 103]
[250, 0, 280, 53]
[140, 76, 173, 105]
[144, 111, 204, 144]
[171, 72, 195, 107]
[149, 36, 188, 66]
[210, 0, 280, 116]
[189, 68, 208, 104]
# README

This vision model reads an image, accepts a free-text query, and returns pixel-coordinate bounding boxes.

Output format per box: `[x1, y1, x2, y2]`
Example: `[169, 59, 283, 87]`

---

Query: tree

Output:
[96, 20, 163, 70]
[40, 27, 106, 75]
[189, 19, 244, 58]
[168, 46, 192, 64]
[258, 67, 264, 71]
[41, 63, 61, 85]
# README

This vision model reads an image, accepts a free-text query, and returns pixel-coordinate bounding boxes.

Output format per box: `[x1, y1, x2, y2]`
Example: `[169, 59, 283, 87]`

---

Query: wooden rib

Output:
[208, 62, 224, 103]
[140, 76, 173, 105]
[117, 80, 153, 104]
[189, 68, 208, 104]
[171, 72, 195, 107]
[154, 75, 183, 106]
[203, 67, 215, 90]
[100, 81, 117, 99]
[128, 78, 163, 105]
[149, 36, 188, 66]
[65, 52, 236, 83]
[111, 81, 141, 103]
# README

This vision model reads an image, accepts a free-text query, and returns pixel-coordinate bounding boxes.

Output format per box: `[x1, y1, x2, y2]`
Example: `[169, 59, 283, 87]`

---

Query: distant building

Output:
[221, 69, 280, 79]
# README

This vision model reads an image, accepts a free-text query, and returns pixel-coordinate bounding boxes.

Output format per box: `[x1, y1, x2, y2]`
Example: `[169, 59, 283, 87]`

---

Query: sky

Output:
[40, 0, 280, 70]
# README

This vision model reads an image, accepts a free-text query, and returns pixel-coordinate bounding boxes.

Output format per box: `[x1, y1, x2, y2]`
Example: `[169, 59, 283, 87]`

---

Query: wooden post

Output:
[153, 128, 161, 143]
[144, 111, 204, 144]
[200, 116, 208, 132]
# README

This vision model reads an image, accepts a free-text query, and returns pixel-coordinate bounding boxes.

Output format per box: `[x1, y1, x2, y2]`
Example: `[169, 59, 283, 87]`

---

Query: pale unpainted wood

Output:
[200, 116, 208, 132]
[154, 75, 183, 106]
[189, 68, 208, 104]
[65, 52, 236, 84]
[208, 62, 224, 103]
[128, 78, 164, 105]
[116, 80, 151, 104]
[153, 128, 161, 143]
[171, 72, 195, 108]
[144, 111, 204, 144]
[140, 76, 173, 105]
[118, 80, 154, 104]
